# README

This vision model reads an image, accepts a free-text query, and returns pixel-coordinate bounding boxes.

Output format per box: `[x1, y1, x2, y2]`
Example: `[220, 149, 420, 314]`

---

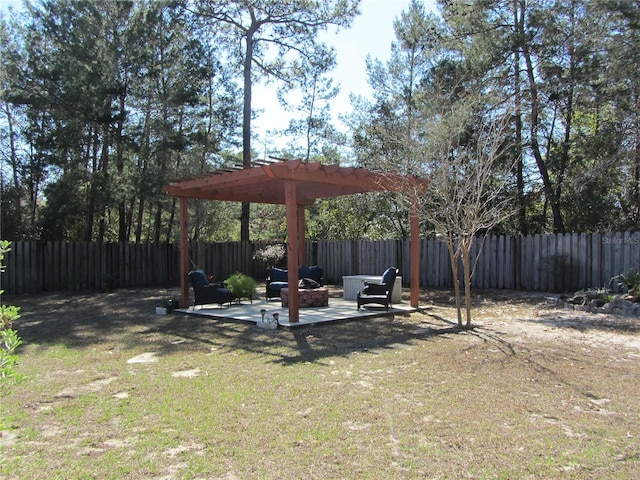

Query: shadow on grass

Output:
[153, 310, 469, 365]
[11, 287, 634, 365]
[10, 289, 167, 350]
[9, 288, 477, 364]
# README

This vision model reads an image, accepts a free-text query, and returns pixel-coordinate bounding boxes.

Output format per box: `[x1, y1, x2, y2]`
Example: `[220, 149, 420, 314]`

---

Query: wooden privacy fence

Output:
[316, 232, 640, 293]
[1, 241, 180, 295]
[1, 240, 290, 295]
[188, 240, 290, 282]
[2, 232, 639, 295]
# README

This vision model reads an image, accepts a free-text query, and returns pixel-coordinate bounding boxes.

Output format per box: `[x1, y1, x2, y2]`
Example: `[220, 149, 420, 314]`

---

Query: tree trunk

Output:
[154, 202, 162, 243]
[462, 238, 473, 329]
[85, 129, 101, 241]
[445, 237, 463, 327]
[632, 90, 640, 223]
[167, 197, 177, 242]
[522, 40, 565, 233]
[3, 103, 23, 226]
[513, 0, 526, 235]
[135, 197, 144, 243]
[96, 122, 111, 243]
[136, 107, 152, 243]
[240, 28, 257, 242]
[117, 90, 128, 242]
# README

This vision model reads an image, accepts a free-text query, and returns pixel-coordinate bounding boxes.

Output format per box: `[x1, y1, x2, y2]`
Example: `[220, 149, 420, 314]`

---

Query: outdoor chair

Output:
[189, 269, 234, 308]
[356, 267, 398, 311]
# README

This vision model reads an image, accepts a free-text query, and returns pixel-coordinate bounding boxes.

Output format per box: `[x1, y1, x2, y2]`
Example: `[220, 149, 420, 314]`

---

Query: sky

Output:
[0, 0, 438, 154]
[253, 0, 438, 153]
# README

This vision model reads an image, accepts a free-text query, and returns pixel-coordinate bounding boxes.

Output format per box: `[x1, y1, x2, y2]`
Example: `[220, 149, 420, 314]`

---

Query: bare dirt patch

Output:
[419, 288, 640, 348]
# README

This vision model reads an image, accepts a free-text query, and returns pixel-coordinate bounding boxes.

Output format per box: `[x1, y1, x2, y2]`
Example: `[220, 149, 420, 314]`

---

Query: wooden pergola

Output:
[163, 159, 428, 323]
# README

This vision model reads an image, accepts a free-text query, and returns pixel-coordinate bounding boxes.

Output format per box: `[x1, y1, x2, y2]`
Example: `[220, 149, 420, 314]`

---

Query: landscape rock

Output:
[562, 289, 640, 316]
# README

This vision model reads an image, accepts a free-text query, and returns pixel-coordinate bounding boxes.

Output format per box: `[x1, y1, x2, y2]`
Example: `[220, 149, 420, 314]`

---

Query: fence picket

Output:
[505, 236, 513, 289]
[521, 236, 530, 290]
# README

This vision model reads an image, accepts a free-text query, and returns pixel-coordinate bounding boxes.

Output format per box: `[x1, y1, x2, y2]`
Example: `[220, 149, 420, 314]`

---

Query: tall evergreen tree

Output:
[277, 48, 341, 162]
[437, 0, 633, 233]
[16, 0, 136, 241]
[0, 13, 31, 238]
[194, 0, 360, 241]
[599, 0, 640, 230]
[2, 0, 241, 242]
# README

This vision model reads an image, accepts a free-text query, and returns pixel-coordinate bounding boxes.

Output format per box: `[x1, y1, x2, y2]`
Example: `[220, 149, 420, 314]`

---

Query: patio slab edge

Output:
[173, 297, 417, 328]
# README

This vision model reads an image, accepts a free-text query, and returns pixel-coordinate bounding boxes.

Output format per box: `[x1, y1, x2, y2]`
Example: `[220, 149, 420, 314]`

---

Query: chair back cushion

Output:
[189, 269, 210, 288]
[381, 267, 397, 286]
[269, 268, 288, 282]
[269, 266, 323, 285]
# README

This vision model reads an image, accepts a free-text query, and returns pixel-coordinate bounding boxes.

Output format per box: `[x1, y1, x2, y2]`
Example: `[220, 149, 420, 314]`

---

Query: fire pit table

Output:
[280, 287, 329, 308]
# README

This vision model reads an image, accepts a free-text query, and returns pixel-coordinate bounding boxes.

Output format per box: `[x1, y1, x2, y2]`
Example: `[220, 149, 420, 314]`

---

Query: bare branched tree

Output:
[424, 105, 517, 328]
[369, 96, 517, 328]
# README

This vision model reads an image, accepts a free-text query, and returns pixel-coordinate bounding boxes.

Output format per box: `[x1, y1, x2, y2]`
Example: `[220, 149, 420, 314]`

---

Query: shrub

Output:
[253, 244, 286, 267]
[617, 268, 640, 296]
[224, 272, 256, 302]
[1, 240, 24, 397]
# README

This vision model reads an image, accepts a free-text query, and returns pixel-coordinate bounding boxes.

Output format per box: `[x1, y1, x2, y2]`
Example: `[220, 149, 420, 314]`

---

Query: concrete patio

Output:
[177, 296, 416, 328]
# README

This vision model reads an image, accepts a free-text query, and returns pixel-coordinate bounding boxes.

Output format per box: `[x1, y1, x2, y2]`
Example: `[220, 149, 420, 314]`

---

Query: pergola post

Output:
[284, 180, 300, 323]
[180, 197, 190, 308]
[297, 207, 306, 266]
[410, 198, 420, 308]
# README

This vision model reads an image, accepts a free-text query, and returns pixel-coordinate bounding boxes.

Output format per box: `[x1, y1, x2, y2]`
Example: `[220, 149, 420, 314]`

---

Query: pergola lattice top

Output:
[163, 159, 421, 205]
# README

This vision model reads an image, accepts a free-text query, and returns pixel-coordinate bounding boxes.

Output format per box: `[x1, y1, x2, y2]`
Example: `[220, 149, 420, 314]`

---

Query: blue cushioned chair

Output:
[189, 269, 234, 308]
[357, 267, 398, 311]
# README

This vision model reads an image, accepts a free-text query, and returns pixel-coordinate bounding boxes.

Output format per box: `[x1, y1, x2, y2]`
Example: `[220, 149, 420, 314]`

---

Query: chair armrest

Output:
[362, 283, 388, 295]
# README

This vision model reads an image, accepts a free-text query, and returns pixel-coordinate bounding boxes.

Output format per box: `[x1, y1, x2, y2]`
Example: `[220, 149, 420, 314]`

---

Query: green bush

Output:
[617, 268, 640, 296]
[1, 325, 23, 388]
[224, 272, 256, 302]
[1, 240, 24, 397]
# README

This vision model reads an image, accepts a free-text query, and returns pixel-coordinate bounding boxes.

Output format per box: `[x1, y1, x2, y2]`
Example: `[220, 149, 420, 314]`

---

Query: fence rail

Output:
[2, 232, 639, 295]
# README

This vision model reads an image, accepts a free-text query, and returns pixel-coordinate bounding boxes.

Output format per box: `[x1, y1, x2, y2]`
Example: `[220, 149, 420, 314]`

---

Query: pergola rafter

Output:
[163, 159, 428, 322]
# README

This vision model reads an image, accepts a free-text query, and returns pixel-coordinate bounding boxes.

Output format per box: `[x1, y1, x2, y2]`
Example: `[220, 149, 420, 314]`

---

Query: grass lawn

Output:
[1, 287, 639, 479]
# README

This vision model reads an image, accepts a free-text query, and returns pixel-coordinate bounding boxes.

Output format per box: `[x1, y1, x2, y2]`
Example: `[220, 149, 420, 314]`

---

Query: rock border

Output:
[557, 290, 640, 317]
